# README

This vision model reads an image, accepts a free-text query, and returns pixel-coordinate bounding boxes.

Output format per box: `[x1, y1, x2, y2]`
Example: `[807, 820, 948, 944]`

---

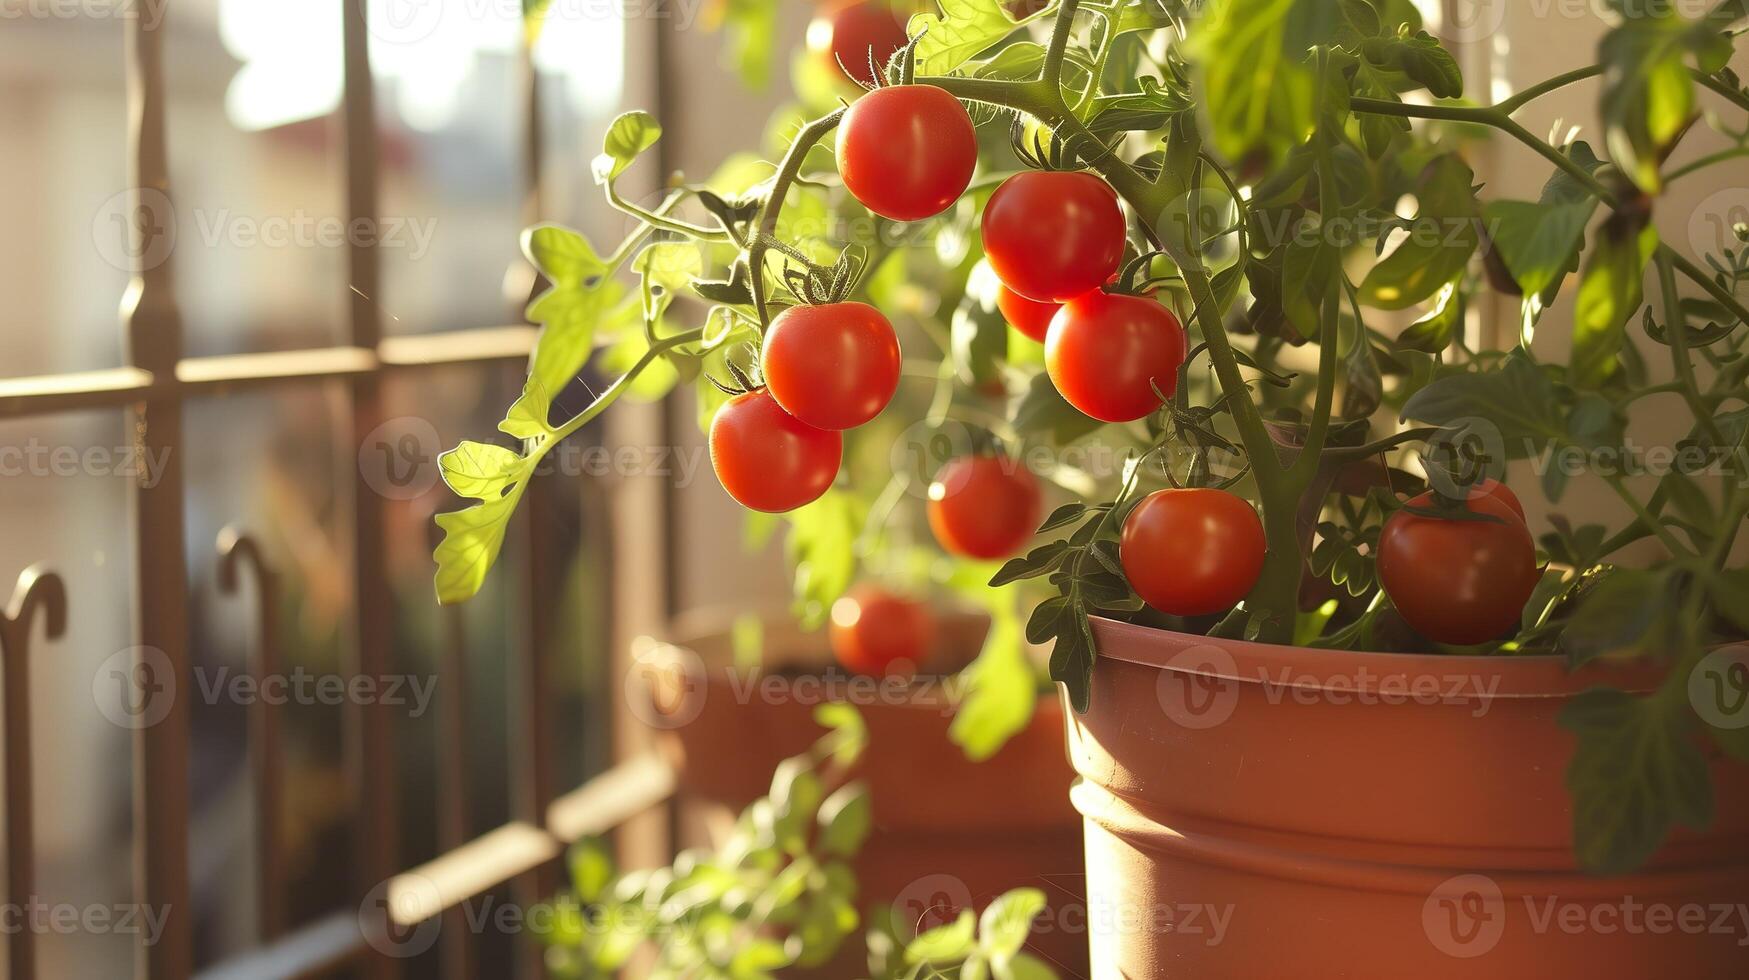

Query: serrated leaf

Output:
[433, 490, 525, 605]
[909, 0, 1038, 76]
[1395, 277, 1463, 353]
[1401, 351, 1564, 457]
[439, 441, 525, 500]
[1359, 31, 1462, 99]
[1561, 687, 1714, 874]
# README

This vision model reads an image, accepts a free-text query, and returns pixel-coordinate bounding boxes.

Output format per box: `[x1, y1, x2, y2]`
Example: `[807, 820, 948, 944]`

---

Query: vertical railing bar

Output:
[437, 606, 476, 980]
[124, 3, 193, 977]
[513, 25, 557, 980]
[215, 530, 288, 942]
[339, 2, 398, 978]
[0, 568, 67, 980]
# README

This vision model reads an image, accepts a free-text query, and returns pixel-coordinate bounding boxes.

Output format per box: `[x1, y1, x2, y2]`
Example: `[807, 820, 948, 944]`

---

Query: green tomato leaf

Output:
[1599, 14, 1706, 193]
[1401, 350, 1567, 458]
[1359, 155, 1479, 309]
[906, 909, 977, 964]
[1558, 568, 1673, 667]
[1359, 31, 1462, 99]
[786, 491, 861, 629]
[949, 605, 1038, 761]
[593, 110, 663, 185]
[909, 0, 1039, 77]
[1193, 0, 1343, 168]
[1572, 213, 1659, 389]
[816, 783, 872, 857]
[1561, 687, 1714, 874]
[1395, 277, 1463, 353]
[978, 888, 1046, 962]
[433, 489, 527, 605]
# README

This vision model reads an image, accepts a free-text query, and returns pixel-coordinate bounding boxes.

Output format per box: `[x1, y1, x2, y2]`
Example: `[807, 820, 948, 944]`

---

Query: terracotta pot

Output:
[1068, 617, 1749, 979]
[641, 609, 1089, 977]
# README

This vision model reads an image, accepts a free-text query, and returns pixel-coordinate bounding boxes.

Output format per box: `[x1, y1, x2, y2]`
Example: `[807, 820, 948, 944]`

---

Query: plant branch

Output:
[748, 109, 845, 328]
[1042, 0, 1082, 93]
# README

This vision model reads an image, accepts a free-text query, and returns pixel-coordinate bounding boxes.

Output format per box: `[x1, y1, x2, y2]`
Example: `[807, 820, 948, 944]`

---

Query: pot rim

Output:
[1087, 616, 1673, 697]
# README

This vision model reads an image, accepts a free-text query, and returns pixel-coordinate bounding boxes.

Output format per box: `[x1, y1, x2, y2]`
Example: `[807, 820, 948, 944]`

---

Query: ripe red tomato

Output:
[1046, 291, 1186, 423]
[837, 85, 977, 222]
[809, 0, 910, 88]
[709, 389, 841, 512]
[829, 584, 935, 677]
[981, 171, 1125, 302]
[763, 301, 901, 430]
[1377, 490, 1539, 646]
[996, 284, 1059, 343]
[1469, 478, 1526, 522]
[927, 455, 1042, 560]
[1121, 489, 1266, 617]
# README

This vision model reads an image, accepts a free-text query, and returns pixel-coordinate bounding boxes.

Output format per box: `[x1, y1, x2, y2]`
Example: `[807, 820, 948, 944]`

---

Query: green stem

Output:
[1495, 65, 1603, 114]
[1296, 50, 1344, 485]
[1042, 0, 1082, 91]
[552, 326, 709, 441]
[1664, 145, 1749, 183]
[1664, 247, 1749, 332]
[1655, 250, 1729, 448]
[604, 183, 732, 243]
[747, 109, 845, 328]
[1604, 475, 1691, 557]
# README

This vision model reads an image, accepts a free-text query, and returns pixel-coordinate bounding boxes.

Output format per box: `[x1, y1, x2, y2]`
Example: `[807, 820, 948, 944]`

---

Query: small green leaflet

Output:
[593, 110, 662, 185]
[433, 438, 538, 605]
[522, 224, 629, 403]
[909, 0, 1039, 77]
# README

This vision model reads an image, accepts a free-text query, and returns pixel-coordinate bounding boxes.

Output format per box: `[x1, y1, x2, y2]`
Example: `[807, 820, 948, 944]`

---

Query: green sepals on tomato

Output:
[829, 583, 935, 677]
[1378, 486, 1540, 646]
[1046, 291, 1187, 423]
[982, 171, 1125, 302]
[763, 301, 901, 430]
[709, 389, 841, 513]
[1121, 488, 1267, 617]
[927, 454, 1042, 560]
[837, 85, 977, 222]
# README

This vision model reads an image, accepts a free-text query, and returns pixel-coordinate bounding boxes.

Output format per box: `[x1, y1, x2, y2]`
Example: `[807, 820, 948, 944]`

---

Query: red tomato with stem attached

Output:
[808, 0, 910, 88]
[927, 455, 1042, 560]
[1046, 291, 1187, 423]
[763, 301, 901, 430]
[1377, 490, 1539, 646]
[1121, 488, 1267, 617]
[709, 389, 841, 513]
[837, 85, 977, 222]
[997, 284, 1060, 343]
[982, 171, 1125, 302]
[829, 584, 935, 677]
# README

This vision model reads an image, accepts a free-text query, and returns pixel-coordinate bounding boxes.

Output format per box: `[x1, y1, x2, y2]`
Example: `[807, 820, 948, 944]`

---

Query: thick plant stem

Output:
[749, 109, 845, 328]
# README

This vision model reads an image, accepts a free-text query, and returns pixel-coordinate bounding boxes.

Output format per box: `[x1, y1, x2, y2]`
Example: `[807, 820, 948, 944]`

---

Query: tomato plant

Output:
[981, 171, 1125, 302]
[829, 584, 936, 676]
[927, 455, 1042, 560]
[1046, 291, 1187, 423]
[836, 84, 977, 222]
[764, 301, 902, 429]
[1120, 488, 1266, 618]
[1377, 491, 1541, 647]
[709, 388, 842, 513]
[438, 0, 1749, 877]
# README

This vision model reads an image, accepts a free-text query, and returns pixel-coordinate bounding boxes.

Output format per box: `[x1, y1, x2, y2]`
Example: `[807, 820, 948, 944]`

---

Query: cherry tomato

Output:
[808, 0, 910, 88]
[829, 584, 935, 677]
[709, 389, 841, 513]
[927, 455, 1042, 560]
[837, 84, 977, 222]
[1377, 490, 1539, 646]
[1121, 489, 1266, 617]
[997, 284, 1059, 343]
[763, 301, 902, 430]
[981, 171, 1125, 302]
[1046, 291, 1187, 423]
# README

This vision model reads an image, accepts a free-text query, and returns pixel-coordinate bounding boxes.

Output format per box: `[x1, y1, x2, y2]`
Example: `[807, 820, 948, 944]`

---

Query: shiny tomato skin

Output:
[1120, 489, 1267, 617]
[829, 584, 936, 677]
[927, 455, 1042, 560]
[809, 0, 910, 88]
[1377, 491, 1539, 646]
[837, 85, 977, 222]
[709, 389, 841, 513]
[1046, 291, 1187, 423]
[996, 284, 1060, 343]
[763, 301, 902, 430]
[981, 171, 1125, 302]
